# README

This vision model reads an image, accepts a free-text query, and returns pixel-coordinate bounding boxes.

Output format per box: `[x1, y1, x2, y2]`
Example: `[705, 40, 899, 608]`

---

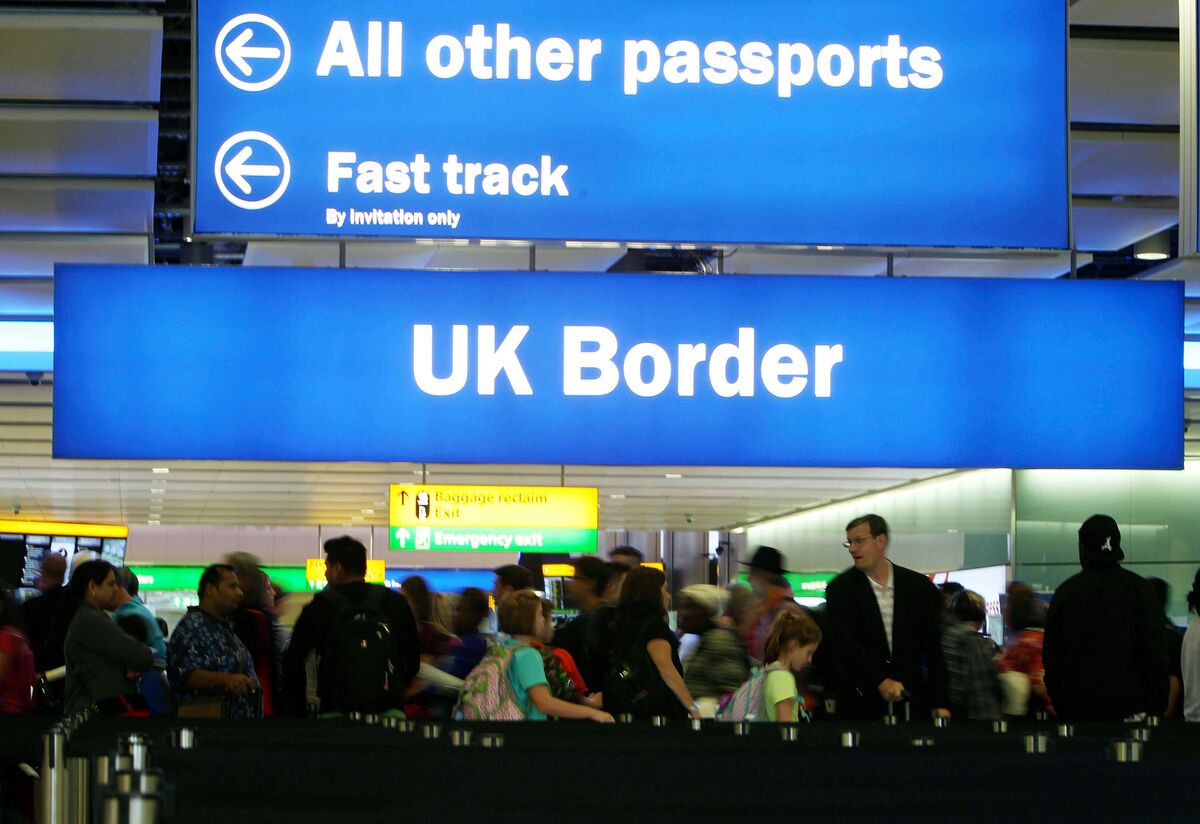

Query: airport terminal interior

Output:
[2, 0, 1200, 821]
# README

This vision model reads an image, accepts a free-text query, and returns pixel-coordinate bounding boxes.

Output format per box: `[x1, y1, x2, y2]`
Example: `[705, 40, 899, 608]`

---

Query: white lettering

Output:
[478, 325, 533, 395]
[816, 44, 855, 88]
[536, 37, 575, 82]
[624, 40, 661, 95]
[366, 21, 383, 77]
[317, 21, 364, 77]
[676, 343, 708, 397]
[413, 325, 469, 396]
[564, 326, 619, 395]
[496, 24, 532, 80]
[908, 46, 944, 89]
[738, 42, 774, 86]
[663, 40, 701, 85]
[702, 41, 739, 85]
[327, 151, 356, 192]
[882, 34, 910, 89]
[761, 344, 809, 398]
[777, 43, 815, 98]
[814, 344, 844, 398]
[623, 342, 672, 397]
[709, 327, 756, 398]
[388, 22, 403, 77]
[426, 34, 465, 79]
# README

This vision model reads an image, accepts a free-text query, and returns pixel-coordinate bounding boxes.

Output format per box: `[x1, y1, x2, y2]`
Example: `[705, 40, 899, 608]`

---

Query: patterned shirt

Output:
[941, 620, 1002, 720]
[869, 562, 895, 654]
[167, 607, 261, 719]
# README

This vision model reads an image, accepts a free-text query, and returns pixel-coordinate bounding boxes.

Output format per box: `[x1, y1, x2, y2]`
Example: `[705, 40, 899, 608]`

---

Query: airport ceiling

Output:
[0, 0, 1197, 531]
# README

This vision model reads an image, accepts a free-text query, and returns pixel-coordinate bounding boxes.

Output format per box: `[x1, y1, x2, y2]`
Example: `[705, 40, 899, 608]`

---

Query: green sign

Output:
[737, 571, 837, 596]
[131, 565, 309, 593]
[389, 526, 596, 553]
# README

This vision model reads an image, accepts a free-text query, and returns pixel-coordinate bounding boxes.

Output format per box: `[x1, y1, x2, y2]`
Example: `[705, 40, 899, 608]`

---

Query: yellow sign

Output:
[306, 558, 386, 584]
[0, 519, 128, 539]
[541, 561, 661, 577]
[390, 484, 598, 529]
[541, 564, 576, 577]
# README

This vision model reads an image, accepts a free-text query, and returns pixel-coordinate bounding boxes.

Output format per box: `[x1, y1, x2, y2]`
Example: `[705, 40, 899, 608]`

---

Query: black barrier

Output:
[4, 716, 1200, 823]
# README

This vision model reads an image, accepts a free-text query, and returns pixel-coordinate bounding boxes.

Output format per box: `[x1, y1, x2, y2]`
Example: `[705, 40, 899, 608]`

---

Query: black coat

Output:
[824, 562, 949, 718]
[1044, 562, 1168, 721]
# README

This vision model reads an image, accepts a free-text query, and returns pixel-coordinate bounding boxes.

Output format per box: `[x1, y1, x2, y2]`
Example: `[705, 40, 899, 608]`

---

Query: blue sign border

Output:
[54, 265, 1180, 469]
[191, 1, 1070, 250]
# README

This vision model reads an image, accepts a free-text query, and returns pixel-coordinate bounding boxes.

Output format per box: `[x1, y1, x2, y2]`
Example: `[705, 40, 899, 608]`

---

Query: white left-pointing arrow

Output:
[226, 28, 282, 77]
[224, 145, 280, 194]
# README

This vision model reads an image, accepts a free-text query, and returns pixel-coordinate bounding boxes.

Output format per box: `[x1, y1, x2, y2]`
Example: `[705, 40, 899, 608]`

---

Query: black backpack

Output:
[319, 586, 398, 712]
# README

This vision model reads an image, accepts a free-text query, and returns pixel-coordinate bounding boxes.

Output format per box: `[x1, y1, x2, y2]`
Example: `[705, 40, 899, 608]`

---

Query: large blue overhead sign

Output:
[194, 1, 1068, 248]
[54, 266, 1180, 469]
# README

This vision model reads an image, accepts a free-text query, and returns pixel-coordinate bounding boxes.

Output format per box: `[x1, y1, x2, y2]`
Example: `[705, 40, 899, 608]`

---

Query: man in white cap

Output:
[1044, 514, 1168, 721]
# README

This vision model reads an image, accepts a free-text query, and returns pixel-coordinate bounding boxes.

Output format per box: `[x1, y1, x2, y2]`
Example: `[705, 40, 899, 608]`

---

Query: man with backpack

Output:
[283, 536, 420, 715]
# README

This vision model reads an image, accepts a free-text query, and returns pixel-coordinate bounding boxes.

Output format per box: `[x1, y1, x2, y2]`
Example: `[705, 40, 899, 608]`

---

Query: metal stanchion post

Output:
[42, 726, 66, 824]
[66, 756, 89, 824]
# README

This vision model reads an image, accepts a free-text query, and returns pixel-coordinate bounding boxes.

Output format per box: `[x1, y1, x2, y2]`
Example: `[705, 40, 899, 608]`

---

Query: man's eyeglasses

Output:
[842, 536, 876, 548]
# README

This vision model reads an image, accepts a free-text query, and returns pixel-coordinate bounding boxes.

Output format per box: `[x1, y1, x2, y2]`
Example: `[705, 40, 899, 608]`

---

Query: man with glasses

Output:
[824, 514, 949, 720]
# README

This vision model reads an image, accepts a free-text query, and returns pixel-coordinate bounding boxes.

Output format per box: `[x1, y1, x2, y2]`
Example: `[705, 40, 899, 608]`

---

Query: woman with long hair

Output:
[64, 561, 155, 715]
[605, 566, 700, 719]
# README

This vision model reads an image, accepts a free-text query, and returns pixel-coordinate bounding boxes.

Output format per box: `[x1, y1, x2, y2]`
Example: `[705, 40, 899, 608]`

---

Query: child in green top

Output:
[761, 610, 823, 722]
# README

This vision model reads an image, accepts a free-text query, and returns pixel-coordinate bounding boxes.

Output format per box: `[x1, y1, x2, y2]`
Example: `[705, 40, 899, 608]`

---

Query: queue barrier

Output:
[8, 711, 1200, 823]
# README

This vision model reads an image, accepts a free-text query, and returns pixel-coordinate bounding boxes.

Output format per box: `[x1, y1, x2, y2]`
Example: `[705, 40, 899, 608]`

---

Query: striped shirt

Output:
[868, 562, 895, 654]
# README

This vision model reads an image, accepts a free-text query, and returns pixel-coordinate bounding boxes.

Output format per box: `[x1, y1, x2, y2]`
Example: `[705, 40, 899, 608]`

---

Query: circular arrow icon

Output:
[215, 14, 291, 92]
[214, 131, 291, 210]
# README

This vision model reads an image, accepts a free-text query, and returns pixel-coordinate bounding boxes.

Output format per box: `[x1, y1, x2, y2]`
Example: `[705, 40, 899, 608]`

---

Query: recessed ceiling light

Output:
[665, 473, 683, 479]
[151, 467, 170, 474]
[147, 520, 160, 526]
[351, 516, 364, 521]
[150, 488, 166, 495]
[412, 470, 425, 476]
[609, 494, 626, 500]
[374, 501, 387, 507]
[150, 498, 163, 504]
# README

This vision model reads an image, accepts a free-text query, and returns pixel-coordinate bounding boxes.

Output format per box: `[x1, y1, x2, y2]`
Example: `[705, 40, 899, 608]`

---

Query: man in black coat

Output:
[824, 514, 949, 719]
[1043, 515, 1168, 721]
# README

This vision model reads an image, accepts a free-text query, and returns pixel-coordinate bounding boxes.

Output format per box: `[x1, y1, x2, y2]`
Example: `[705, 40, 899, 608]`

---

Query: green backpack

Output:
[455, 644, 527, 721]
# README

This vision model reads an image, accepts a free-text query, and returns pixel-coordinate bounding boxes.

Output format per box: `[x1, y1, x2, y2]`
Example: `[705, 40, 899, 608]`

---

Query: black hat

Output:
[1078, 514, 1124, 565]
[740, 545, 789, 576]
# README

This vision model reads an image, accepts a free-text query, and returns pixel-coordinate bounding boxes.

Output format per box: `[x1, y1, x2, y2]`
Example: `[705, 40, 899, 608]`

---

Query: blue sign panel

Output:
[194, 1, 1068, 248]
[54, 265, 1181, 469]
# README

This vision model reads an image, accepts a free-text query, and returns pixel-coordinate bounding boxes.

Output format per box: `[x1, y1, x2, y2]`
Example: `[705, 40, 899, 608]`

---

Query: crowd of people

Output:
[1, 512, 1198, 725]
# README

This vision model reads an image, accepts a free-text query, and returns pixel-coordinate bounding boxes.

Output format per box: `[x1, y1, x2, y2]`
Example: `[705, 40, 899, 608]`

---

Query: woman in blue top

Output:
[499, 590, 613, 723]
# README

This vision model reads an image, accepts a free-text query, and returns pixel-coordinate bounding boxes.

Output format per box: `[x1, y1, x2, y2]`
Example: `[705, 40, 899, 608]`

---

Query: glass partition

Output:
[1015, 463, 1200, 624]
